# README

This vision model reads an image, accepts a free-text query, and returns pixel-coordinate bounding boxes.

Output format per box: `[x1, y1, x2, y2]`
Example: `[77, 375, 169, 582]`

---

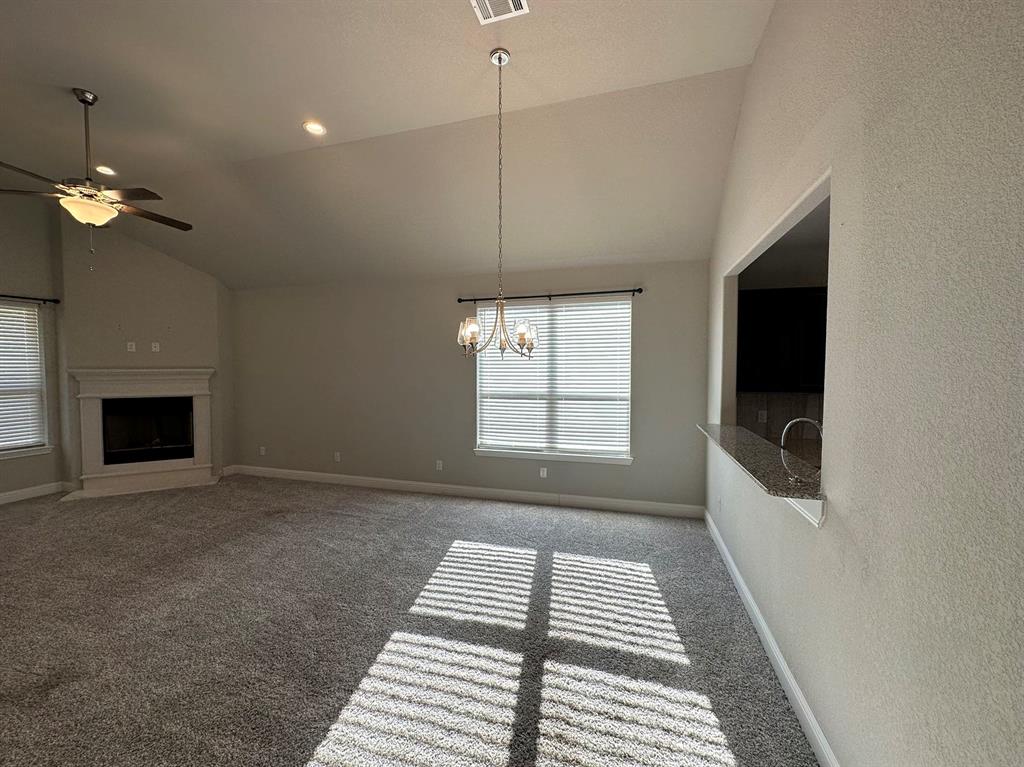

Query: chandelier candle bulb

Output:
[515, 320, 529, 346]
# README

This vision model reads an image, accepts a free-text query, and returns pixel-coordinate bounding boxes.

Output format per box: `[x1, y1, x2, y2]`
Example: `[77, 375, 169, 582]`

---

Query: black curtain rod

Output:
[0, 293, 61, 305]
[457, 287, 643, 304]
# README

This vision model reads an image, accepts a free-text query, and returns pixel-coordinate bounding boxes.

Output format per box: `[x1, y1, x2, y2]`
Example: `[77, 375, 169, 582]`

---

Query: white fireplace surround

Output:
[66, 368, 216, 499]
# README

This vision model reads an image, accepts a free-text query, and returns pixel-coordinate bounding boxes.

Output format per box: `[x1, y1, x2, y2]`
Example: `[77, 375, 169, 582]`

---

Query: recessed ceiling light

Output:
[302, 120, 327, 136]
[95, 165, 116, 176]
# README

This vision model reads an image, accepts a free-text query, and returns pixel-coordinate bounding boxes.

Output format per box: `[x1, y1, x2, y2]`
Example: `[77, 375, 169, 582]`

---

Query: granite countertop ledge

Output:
[698, 424, 823, 501]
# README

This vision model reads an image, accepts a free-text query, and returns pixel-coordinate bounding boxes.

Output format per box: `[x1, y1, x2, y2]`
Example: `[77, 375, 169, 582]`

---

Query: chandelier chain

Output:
[497, 61, 503, 298]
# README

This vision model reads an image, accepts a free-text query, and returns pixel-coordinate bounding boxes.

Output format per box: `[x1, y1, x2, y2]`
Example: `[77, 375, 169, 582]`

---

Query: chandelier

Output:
[457, 48, 539, 358]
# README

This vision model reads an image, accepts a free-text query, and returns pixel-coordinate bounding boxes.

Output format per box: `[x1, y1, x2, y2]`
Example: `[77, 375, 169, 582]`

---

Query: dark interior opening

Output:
[736, 196, 829, 467]
[102, 396, 194, 465]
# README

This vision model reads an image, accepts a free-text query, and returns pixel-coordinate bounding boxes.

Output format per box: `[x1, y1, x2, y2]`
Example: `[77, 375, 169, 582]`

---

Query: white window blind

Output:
[476, 297, 631, 459]
[0, 302, 46, 451]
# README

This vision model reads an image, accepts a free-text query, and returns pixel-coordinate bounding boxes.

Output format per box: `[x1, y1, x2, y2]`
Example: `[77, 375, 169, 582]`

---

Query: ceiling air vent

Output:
[471, 0, 529, 25]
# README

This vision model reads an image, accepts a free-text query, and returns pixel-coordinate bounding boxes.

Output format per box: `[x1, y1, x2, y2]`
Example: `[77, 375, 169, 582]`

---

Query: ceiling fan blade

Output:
[0, 189, 61, 197]
[117, 203, 192, 231]
[0, 161, 59, 187]
[102, 187, 163, 202]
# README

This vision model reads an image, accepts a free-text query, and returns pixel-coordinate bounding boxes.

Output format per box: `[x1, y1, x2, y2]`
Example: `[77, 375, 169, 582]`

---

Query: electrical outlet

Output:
[435, 460, 444, 472]
[151, 342, 161, 352]
[758, 409, 768, 424]
[258, 446, 266, 456]
[126, 341, 136, 352]
[333, 451, 341, 463]
[539, 467, 548, 479]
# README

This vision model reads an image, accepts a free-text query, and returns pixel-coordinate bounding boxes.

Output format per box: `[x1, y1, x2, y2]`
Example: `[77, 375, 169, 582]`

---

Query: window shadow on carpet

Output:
[409, 541, 538, 630]
[305, 632, 522, 767]
[303, 540, 739, 767]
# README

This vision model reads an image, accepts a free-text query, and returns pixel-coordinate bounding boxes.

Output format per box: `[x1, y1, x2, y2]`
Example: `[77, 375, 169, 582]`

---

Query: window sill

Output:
[0, 445, 53, 461]
[474, 448, 633, 466]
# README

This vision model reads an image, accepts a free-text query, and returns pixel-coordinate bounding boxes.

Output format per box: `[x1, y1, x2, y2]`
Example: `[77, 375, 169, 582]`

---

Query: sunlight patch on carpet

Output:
[409, 540, 538, 629]
[547, 552, 689, 664]
[305, 631, 523, 767]
[536, 661, 736, 767]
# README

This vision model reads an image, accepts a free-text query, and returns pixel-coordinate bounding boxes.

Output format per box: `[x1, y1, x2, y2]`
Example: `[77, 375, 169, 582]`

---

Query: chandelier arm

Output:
[474, 304, 502, 354]
[500, 318, 529, 357]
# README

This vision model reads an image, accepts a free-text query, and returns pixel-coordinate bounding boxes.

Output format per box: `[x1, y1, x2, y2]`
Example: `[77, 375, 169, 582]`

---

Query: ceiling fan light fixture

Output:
[59, 196, 119, 226]
[302, 120, 327, 136]
[0, 88, 192, 232]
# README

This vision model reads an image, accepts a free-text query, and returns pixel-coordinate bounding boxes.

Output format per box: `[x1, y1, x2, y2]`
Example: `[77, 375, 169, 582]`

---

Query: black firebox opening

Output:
[102, 396, 194, 465]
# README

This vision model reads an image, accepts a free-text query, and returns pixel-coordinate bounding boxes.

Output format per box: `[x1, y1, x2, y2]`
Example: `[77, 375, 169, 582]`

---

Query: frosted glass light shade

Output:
[59, 196, 118, 226]
[513, 319, 539, 350]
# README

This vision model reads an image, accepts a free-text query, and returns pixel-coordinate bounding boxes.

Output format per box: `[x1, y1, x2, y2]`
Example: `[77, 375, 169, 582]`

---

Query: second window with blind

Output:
[475, 297, 632, 464]
[0, 302, 47, 453]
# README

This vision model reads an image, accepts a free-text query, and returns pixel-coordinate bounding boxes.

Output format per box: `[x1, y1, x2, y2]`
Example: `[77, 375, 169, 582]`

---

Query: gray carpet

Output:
[0, 475, 818, 766]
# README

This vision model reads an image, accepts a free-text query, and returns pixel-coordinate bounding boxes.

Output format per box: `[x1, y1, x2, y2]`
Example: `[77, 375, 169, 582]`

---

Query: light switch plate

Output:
[334, 451, 342, 463]
[151, 342, 161, 352]
[539, 467, 548, 479]
[258, 446, 266, 456]
[126, 341, 136, 352]
[435, 460, 443, 472]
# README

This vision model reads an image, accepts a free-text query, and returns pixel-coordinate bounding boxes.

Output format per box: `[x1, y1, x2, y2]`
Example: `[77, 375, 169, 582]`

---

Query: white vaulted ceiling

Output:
[0, 0, 773, 287]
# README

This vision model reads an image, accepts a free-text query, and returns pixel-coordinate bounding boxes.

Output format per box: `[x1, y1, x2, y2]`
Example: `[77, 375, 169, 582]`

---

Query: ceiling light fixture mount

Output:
[457, 48, 539, 359]
[95, 165, 116, 176]
[490, 47, 510, 67]
[72, 87, 98, 107]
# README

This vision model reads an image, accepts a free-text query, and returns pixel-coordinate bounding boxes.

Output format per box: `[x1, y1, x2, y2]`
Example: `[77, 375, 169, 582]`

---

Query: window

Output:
[0, 302, 46, 452]
[476, 297, 632, 463]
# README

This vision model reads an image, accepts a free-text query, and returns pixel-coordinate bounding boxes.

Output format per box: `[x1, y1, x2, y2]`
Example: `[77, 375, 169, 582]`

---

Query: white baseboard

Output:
[706, 513, 840, 767]
[223, 464, 703, 519]
[0, 481, 73, 507]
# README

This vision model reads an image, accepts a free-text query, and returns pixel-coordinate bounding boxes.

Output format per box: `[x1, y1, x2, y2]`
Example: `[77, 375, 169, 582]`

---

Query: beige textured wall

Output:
[0, 198, 63, 494]
[232, 260, 708, 505]
[59, 222, 232, 481]
[706, 2, 1023, 765]
[214, 282, 235, 469]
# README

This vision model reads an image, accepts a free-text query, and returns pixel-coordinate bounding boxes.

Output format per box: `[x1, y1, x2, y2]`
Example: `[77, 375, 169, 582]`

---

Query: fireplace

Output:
[102, 397, 195, 465]
[68, 368, 215, 499]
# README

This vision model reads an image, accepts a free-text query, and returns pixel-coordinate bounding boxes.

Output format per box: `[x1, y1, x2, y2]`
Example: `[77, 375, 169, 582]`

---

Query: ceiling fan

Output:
[0, 88, 192, 231]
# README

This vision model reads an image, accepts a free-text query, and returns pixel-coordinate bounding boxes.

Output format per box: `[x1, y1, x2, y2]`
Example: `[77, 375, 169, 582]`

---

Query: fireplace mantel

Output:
[65, 368, 216, 499]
